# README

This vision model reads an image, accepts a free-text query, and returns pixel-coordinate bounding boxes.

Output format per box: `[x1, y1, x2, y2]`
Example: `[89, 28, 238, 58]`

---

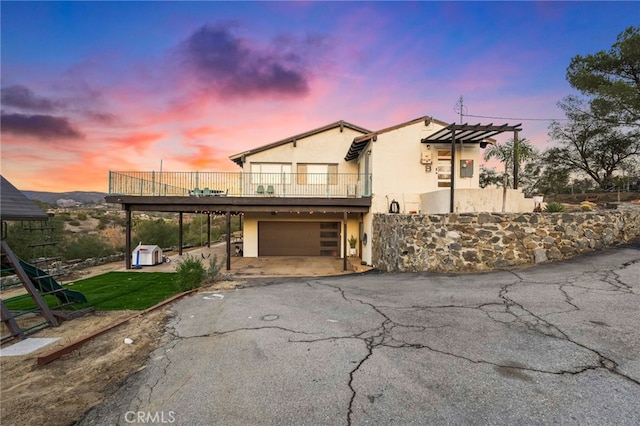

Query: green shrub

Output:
[61, 234, 115, 260]
[204, 254, 225, 284]
[544, 201, 565, 212]
[68, 220, 81, 226]
[175, 254, 205, 291]
[135, 218, 179, 248]
[76, 212, 88, 221]
[59, 213, 72, 221]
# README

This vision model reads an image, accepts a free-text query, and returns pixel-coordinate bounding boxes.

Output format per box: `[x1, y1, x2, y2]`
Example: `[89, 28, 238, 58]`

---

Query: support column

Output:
[125, 209, 132, 269]
[513, 130, 519, 190]
[226, 211, 231, 271]
[343, 212, 348, 271]
[207, 213, 211, 248]
[178, 213, 183, 256]
[449, 128, 457, 213]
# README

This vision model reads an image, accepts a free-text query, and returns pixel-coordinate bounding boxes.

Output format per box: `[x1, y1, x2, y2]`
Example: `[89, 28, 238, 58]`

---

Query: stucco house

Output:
[107, 114, 530, 269]
[226, 115, 530, 265]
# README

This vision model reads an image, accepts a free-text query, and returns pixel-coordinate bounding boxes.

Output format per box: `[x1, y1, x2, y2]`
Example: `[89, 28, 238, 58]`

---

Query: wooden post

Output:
[1, 241, 58, 327]
[125, 209, 132, 269]
[178, 213, 183, 256]
[343, 212, 348, 271]
[207, 213, 211, 248]
[513, 130, 519, 190]
[1, 300, 24, 340]
[226, 211, 231, 271]
[449, 127, 456, 213]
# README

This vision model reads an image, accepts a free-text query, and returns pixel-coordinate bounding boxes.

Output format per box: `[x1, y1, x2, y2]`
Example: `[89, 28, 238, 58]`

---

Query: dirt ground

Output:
[0, 263, 239, 426]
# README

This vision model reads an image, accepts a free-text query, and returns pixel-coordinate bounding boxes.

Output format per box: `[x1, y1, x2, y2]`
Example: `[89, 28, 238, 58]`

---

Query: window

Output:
[251, 163, 291, 184]
[437, 150, 452, 188]
[297, 164, 338, 185]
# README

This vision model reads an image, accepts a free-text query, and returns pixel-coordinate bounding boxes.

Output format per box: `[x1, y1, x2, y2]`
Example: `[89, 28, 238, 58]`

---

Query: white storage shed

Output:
[131, 244, 163, 266]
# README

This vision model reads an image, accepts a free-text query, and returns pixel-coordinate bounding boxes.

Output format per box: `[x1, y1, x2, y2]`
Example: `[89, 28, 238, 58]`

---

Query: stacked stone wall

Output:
[372, 205, 640, 272]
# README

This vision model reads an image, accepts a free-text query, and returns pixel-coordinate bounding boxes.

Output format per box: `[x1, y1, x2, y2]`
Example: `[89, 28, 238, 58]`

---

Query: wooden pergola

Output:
[421, 122, 523, 212]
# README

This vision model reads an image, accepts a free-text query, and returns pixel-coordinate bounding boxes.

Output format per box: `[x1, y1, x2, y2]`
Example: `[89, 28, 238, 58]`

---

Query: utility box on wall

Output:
[421, 151, 432, 164]
[460, 159, 474, 178]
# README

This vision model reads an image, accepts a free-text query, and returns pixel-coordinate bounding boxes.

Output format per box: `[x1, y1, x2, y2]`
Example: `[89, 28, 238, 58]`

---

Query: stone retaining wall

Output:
[372, 205, 640, 273]
[0, 253, 127, 286]
[65, 253, 126, 270]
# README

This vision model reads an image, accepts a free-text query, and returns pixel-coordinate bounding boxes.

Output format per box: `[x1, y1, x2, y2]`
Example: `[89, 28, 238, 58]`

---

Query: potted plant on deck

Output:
[348, 235, 357, 256]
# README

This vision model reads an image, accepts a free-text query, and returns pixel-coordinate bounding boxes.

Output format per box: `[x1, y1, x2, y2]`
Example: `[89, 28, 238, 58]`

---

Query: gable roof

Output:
[229, 120, 371, 167]
[133, 244, 161, 251]
[0, 175, 49, 221]
[345, 115, 449, 161]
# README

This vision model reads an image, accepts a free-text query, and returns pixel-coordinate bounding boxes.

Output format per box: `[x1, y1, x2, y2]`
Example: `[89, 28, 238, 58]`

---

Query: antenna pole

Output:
[454, 95, 465, 124]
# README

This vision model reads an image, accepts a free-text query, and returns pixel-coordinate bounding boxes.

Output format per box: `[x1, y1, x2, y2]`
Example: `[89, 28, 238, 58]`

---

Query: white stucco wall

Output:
[361, 212, 374, 266]
[243, 127, 364, 173]
[420, 188, 535, 214]
[362, 120, 484, 215]
[242, 217, 259, 257]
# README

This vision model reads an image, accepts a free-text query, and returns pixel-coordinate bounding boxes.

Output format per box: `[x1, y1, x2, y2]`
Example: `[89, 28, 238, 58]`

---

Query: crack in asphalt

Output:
[130, 256, 638, 426]
[500, 271, 640, 387]
[597, 269, 635, 294]
[296, 267, 639, 425]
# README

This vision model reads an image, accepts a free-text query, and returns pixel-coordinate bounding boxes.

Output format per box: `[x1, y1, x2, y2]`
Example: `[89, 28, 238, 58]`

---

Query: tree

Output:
[61, 234, 116, 260]
[479, 165, 501, 188]
[548, 96, 640, 189]
[525, 153, 571, 195]
[483, 137, 537, 189]
[567, 26, 640, 127]
[4, 217, 65, 261]
[134, 218, 179, 249]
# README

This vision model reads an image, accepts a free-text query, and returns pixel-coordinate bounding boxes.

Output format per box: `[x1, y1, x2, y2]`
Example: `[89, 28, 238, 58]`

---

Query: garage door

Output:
[258, 222, 340, 256]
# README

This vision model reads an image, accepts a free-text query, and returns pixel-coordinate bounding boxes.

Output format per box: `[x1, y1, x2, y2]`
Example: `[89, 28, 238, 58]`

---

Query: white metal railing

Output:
[108, 171, 372, 198]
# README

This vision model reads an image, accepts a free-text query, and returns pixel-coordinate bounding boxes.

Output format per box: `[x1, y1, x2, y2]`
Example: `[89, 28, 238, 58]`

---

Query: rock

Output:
[533, 248, 548, 264]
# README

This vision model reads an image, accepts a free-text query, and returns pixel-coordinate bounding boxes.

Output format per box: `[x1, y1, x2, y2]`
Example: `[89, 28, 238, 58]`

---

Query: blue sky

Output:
[2, 1, 638, 191]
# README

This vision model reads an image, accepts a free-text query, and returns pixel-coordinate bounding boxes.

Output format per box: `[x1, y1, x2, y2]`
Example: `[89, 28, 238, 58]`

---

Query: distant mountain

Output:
[22, 190, 108, 206]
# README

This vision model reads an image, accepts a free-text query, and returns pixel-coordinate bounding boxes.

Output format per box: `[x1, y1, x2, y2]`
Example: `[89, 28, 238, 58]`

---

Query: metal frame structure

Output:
[421, 123, 523, 212]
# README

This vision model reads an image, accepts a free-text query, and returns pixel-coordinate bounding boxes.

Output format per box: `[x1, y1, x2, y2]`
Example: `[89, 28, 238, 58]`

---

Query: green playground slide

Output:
[16, 258, 87, 305]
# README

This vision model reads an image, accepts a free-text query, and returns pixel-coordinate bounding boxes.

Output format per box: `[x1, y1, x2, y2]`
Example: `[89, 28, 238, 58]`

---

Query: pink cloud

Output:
[106, 132, 165, 154]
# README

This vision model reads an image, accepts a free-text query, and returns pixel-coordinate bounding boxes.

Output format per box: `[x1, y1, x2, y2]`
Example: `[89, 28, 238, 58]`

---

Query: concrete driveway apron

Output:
[81, 244, 640, 425]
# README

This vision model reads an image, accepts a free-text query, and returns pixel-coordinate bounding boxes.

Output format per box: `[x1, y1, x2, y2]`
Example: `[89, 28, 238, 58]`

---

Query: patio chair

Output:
[257, 185, 265, 195]
[191, 187, 201, 197]
[266, 185, 275, 196]
[203, 187, 212, 196]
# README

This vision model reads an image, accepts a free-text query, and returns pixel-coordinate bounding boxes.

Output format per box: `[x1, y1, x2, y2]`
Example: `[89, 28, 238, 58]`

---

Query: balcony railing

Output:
[108, 171, 372, 198]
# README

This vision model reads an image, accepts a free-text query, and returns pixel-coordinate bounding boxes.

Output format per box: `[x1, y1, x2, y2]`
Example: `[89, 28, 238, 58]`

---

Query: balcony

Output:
[108, 171, 372, 198]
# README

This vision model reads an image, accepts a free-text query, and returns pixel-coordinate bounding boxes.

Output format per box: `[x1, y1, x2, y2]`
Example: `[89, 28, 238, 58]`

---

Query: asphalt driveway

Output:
[81, 244, 640, 425]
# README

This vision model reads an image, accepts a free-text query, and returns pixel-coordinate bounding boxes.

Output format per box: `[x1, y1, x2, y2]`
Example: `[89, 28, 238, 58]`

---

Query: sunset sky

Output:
[2, 1, 638, 192]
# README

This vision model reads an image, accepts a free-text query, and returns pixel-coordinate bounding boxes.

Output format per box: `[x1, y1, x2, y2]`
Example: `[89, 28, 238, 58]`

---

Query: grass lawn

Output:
[5, 272, 181, 311]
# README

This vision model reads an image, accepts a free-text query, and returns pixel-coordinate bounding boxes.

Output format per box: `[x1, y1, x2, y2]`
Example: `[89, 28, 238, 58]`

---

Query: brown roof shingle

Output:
[0, 175, 49, 221]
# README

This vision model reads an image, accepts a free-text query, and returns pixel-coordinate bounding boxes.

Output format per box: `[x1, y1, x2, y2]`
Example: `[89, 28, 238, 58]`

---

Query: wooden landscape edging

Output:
[36, 289, 198, 366]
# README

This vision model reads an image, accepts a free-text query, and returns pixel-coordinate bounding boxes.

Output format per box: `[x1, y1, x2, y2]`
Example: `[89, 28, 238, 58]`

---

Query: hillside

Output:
[22, 190, 108, 206]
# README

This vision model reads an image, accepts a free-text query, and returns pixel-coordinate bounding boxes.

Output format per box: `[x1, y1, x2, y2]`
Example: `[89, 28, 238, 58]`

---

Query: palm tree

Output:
[483, 137, 536, 189]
